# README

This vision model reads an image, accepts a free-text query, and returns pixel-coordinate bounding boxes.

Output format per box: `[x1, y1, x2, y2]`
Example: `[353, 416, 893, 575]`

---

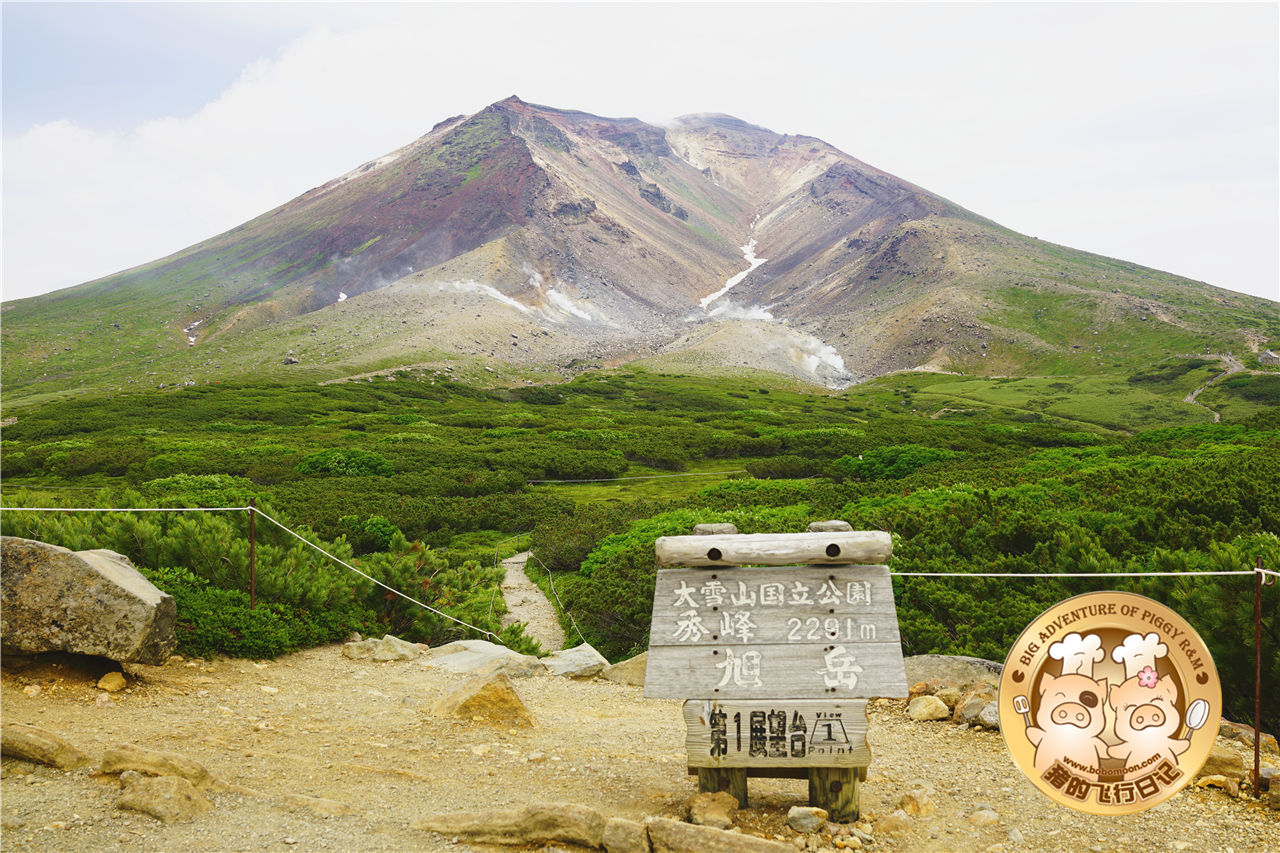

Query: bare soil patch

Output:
[2, 649, 1276, 852]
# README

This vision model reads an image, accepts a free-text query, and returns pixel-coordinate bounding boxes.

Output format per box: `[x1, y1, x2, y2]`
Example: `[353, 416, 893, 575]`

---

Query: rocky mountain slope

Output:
[4, 97, 1277, 398]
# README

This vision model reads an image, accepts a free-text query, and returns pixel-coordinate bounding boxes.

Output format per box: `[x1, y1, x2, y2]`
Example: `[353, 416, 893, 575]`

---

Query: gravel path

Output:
[2, 649, 1276, 852]
[499, 551, 566, 653]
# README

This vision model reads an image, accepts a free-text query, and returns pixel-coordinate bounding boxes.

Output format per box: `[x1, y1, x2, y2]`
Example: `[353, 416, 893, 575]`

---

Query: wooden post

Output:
[697, 767, 748, 808]
[808, 768, 859, 822]
[248, 497, 256, 610]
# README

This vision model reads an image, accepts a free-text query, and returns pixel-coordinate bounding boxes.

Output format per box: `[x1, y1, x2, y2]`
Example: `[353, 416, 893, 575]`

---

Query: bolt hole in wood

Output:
[826, 544, 841, 558]
[708, 548, 722, 561]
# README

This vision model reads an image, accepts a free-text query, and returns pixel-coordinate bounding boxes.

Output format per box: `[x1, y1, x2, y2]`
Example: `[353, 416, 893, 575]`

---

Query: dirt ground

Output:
[1, 645, 1277, 853]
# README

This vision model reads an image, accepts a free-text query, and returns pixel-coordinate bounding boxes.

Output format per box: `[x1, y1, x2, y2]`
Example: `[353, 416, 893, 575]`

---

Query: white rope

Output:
[525, 551, 588, 646]
[2, 503, 504, 644]
[248, 508, 503, 643]
[890, 570, 1258, 578]
[2, 506, 250, 512]
[529, 470, 746, 484]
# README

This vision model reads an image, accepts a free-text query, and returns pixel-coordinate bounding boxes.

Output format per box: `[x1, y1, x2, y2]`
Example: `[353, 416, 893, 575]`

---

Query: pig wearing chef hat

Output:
[1026, 632, 1109, 780]
[1107, 632, 1190, 769]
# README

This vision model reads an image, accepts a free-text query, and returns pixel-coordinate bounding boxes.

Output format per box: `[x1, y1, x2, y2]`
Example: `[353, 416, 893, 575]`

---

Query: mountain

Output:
[3, 96, 1277, 398]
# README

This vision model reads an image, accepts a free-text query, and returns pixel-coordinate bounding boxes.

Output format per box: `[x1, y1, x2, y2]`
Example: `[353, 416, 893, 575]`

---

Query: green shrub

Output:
[296, 448, 394, 476]
[140, 566, 378, 659]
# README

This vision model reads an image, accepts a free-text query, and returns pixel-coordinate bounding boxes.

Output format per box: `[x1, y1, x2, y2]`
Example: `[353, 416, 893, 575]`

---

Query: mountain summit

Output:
[4, 97, 1276, 395]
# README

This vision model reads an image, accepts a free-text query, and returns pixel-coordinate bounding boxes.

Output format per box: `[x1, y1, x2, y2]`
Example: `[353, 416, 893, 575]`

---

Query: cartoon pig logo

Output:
[1107, 633, 1190, 768]
[1024, 632, 1109, 780]
[1026, 672, 1110, 779]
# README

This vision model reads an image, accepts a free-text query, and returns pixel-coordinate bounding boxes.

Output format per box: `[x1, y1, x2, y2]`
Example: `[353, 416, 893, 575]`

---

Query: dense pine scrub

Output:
[1, 369, 1276, 730]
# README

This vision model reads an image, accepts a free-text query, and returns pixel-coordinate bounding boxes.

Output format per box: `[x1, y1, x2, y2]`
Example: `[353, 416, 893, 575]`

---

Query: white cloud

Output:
[2, 3, 1276, 302]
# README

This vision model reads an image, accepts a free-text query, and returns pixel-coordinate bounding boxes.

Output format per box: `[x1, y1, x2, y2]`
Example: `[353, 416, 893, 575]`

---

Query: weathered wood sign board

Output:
[683, 699, 870, 769]
[644, 523, 906, 820]
[644, 565, 908, 700]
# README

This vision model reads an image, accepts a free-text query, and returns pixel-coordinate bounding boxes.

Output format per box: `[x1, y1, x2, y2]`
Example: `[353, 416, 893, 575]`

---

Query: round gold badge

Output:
[998, 591, 1220, 814]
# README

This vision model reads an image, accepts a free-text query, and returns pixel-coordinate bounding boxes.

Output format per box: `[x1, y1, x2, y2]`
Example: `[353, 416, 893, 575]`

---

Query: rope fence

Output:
[1, 503, 504, 645]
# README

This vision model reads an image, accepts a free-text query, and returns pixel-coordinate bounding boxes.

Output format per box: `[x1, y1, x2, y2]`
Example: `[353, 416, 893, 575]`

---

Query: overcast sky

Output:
[3, 2, 1277, 303]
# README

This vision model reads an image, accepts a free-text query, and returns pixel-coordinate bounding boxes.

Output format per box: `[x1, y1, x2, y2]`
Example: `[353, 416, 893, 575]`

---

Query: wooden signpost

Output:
[644, 522, 908, 821]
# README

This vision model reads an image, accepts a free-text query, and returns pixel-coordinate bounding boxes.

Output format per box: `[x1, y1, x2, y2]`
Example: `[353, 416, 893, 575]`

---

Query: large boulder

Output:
[423, 639, 543, 675]
[904, 654, 1002, 688]
[543, 642, 609, 678]
[430, 671, 536, 727]
[1, 537, 176, 664]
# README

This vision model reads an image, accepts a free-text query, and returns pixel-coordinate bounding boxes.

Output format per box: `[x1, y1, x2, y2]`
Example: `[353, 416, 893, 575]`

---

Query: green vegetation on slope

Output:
[1, 367, 1275, 730]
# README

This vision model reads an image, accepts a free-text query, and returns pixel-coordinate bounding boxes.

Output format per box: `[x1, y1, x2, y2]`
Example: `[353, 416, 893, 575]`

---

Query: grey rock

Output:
[473, 655, 548, 678]
[372, 634, 420, 661]
[543, 642, 609, 678]
[647, 817, 792, 852]
[116, 772, 212, 824]
[1, 537, 176, 664]
[423, 639, 542, 675]
[603, 816, 652, 853]
[1008, 827, 1024, 843]
[807, 520, 854, 532]
[1, 723, 92, 770]
[976, 701, 1001, 731]
[786, 805, 828, 833]
[692, 524, 739, 536]
[904, 654, 1001, 688]
[411, 803, 604, 847]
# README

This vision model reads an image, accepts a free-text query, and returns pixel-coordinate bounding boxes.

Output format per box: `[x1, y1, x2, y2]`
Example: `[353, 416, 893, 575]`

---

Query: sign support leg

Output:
[697, 768, 747, 808]
[808, 767, 858, 822]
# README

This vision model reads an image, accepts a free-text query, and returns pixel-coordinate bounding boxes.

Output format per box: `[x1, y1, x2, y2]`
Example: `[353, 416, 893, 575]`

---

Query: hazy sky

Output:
[3, 2, 1277, 303]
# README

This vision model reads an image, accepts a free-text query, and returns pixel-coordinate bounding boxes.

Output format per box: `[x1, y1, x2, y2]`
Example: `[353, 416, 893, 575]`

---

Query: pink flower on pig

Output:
[1137, 666, 1158, 689]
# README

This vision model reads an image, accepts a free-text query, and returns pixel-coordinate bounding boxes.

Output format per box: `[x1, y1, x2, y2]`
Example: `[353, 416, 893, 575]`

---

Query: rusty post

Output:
[249, 497, 257, 611]
[1254, 555, 1262, 797]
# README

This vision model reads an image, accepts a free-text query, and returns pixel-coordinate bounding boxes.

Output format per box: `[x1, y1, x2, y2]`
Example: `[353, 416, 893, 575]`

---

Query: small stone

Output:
[1007, 827, 1024, 843]
[977, 701, 1001, 731]
[934, 686, 962, 709]
[874, 809, 911, 835]
[907, 695, 950, 722]
[1195, 774, 1240, 797]
[897, 789, 935, 817]
[97, 672, 127, 692]
[96, 693, 114, 707]
[1198, 744, 1245, 780]
[787, 806, 828, 834]
[260, 685, 279, 694]
[968, 807, 1000, 827]
[689, 791, 738, 829]
[22, 685, 41, 698]
[116, 774, 212, 824]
